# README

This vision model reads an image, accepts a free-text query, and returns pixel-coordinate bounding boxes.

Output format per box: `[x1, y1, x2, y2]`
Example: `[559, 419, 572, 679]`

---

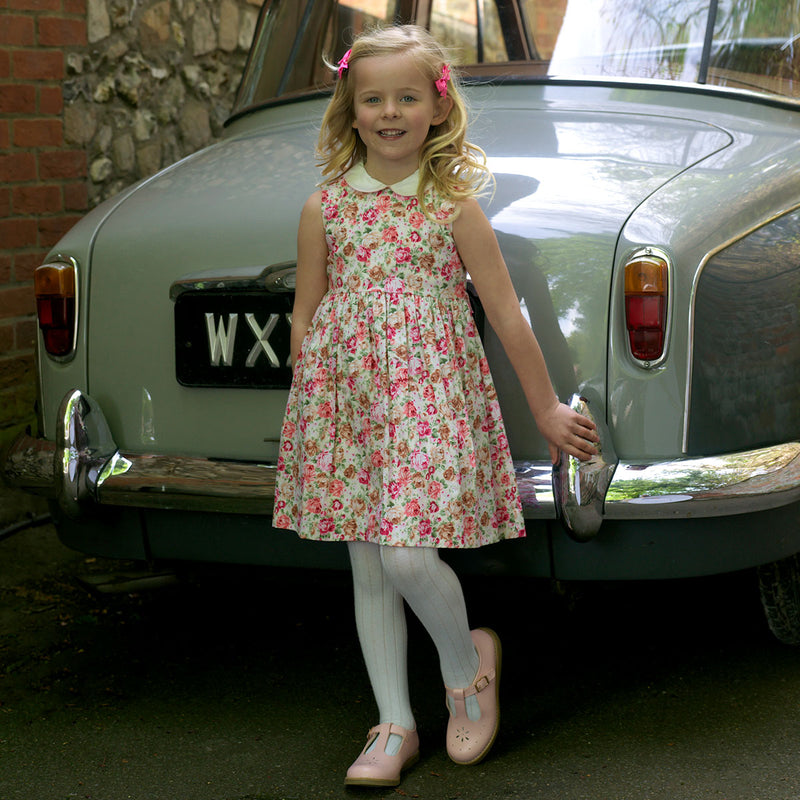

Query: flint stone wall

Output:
[65, 0, 261, 207]
[0, 0, 262, 449]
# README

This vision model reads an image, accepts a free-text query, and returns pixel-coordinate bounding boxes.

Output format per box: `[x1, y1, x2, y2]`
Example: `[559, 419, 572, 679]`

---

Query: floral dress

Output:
[273, 163, 525, 548]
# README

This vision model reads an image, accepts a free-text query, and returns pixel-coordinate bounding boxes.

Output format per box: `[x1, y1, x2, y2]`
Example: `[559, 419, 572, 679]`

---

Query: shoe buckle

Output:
[474, 674, 490, 693]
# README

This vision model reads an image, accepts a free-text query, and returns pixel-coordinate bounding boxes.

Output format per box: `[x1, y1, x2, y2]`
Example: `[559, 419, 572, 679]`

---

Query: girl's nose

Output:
[382, 101, 400, 118]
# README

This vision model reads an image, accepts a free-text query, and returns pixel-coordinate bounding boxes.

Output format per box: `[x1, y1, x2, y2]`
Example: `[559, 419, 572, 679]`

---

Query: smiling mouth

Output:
[378, 129, 405, 138]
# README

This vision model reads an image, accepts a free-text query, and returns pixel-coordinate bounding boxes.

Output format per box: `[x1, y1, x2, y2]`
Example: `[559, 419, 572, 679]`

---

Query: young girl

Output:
[273, 25, 598, 787]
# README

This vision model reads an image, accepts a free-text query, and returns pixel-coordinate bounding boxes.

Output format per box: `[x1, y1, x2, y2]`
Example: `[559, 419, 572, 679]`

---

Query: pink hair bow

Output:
[337, 48, 352, 79]
[435, 64, 451, 98]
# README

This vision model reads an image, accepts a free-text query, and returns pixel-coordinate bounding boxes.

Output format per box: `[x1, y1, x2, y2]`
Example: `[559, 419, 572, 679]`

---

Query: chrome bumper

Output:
[3, 389, 800, 540]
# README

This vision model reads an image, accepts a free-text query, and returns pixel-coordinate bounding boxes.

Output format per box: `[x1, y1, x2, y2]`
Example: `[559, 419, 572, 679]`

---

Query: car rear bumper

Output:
[3, 389, 800, 540]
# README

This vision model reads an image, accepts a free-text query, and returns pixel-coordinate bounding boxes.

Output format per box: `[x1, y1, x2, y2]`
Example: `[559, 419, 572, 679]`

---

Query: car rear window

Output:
[232, 0, 800, 115]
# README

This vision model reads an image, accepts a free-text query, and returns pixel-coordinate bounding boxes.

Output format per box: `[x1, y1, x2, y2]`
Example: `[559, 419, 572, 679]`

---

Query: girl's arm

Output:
[291, 191, 329, 369]
[452, 198, 599, 463]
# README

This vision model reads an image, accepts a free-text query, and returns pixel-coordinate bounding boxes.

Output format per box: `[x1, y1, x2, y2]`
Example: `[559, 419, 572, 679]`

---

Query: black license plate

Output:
[174, 291, 293, 389]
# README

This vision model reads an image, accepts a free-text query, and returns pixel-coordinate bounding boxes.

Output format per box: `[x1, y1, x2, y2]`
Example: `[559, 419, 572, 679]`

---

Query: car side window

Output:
[234, 0, 401, 111]
[231, 0, 800, 116]
[429, 0, 509, 63]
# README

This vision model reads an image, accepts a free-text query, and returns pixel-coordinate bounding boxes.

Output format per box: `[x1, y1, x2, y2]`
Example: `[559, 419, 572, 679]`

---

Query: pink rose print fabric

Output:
[274, 171, 525, 548]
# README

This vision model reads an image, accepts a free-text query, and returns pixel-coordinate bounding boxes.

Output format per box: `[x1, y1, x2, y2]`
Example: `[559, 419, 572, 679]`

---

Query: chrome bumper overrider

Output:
[3, 389, 800, 541]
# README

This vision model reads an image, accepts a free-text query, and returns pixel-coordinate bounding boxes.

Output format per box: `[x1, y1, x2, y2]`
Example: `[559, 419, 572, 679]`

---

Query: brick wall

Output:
[1, 0, 89, 444]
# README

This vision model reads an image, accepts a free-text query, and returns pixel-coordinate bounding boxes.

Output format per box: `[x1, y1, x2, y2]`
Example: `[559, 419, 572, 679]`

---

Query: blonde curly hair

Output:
[317, 25, 491, 214]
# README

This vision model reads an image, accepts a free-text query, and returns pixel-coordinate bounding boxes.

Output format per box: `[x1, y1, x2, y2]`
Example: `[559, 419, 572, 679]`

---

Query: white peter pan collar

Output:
[343, 162, 420, 196]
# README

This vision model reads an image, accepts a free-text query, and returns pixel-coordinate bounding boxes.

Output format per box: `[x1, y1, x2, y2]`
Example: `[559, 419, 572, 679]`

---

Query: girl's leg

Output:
[347, 541, 414, 756]
[379, 546, 481, 720]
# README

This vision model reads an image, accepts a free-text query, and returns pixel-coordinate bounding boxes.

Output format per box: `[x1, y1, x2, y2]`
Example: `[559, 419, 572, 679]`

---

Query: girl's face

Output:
[350, 51, 453, 182]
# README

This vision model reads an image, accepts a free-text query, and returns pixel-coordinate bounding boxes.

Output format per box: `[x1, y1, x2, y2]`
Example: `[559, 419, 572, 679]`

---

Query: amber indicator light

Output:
[624, 255, 667, 362]
[34, 263, 76, 357]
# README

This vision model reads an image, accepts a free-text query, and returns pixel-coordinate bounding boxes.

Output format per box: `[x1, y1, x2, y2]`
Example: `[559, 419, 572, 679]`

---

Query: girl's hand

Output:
[536, 402, 599, 464]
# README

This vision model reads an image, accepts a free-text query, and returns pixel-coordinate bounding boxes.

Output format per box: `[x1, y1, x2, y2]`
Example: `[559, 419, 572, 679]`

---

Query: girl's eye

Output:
[401, 95, 416, 103]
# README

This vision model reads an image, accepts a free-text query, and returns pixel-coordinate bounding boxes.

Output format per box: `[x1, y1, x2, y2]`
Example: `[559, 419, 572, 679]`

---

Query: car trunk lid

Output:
[85, 88, 731, 462]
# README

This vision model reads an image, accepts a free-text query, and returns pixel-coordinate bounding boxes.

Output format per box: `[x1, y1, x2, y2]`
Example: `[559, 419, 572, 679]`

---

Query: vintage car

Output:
[4, 0, 800, 640]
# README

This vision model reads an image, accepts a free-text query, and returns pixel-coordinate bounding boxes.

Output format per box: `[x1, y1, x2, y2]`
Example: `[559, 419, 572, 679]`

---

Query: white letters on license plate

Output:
[204, 312, 292, 368]
[174, 292, 294, 389]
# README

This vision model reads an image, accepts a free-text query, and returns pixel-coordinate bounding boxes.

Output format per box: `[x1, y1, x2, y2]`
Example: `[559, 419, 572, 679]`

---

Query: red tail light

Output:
[624, 251, 668, 363]
[34, 262, 77, 358]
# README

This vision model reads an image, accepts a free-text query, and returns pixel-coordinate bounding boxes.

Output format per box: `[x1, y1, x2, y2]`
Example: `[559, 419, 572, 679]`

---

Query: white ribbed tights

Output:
[347, 542, 481, 754]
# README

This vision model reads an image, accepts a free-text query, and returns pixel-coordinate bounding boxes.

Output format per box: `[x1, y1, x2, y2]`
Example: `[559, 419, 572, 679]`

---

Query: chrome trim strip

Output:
[1, 390, 556, 520]
[683, 202, 800, 452]
[3, 428, 556, 519]
[606, 442, 800, 519]
[97, 458, 556, 518]
[4, 390, 799, 525]
[169, 262, 297, 300]
[97, 452, 279, 515]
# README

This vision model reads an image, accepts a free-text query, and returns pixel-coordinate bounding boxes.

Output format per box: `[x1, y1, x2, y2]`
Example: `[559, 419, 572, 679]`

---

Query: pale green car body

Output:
[6, 0, 800, 637]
